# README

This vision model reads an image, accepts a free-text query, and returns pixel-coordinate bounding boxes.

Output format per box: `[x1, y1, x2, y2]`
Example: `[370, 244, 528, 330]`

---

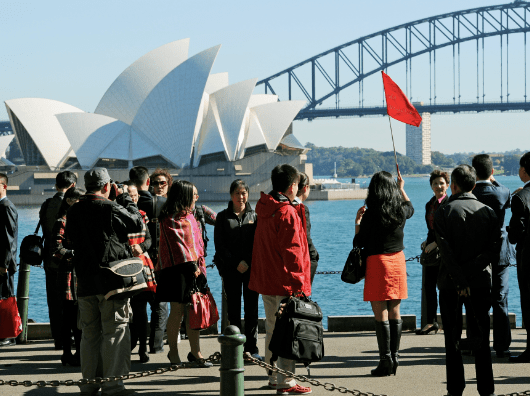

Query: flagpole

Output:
[387, 115, 400, 175]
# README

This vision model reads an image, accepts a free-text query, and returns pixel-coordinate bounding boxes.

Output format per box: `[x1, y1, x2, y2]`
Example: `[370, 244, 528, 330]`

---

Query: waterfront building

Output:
[406, 103, 431, 165]
[4, 40, 336, 202]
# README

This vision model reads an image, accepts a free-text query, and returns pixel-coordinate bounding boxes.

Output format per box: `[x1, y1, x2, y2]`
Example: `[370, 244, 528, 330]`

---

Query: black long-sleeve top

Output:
[213, 201, 257, 275]
[356, 201, 414, 257]
[425, 195, 449, 244]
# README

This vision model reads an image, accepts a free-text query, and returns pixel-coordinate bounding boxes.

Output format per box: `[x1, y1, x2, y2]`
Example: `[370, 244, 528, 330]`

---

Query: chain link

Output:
[243, 353, 530, 396]
[0, 353, 221, 387]
[243, 353, 385, 396]
[315, 255, 421, 275]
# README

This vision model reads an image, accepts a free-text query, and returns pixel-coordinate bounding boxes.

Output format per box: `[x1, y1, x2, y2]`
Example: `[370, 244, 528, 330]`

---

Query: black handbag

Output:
[420, 246, 441, 267]
[19, 221, 45, 267]
[341, 236, 366, 284]
[269, 292, 324, 364]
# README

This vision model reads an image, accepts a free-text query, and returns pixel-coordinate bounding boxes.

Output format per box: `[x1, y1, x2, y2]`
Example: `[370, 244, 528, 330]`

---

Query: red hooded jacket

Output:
[249, 191, 311, 296]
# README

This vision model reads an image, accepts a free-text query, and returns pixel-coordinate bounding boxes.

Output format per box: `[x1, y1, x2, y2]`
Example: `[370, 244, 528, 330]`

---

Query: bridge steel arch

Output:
[257, 1, 530, 120]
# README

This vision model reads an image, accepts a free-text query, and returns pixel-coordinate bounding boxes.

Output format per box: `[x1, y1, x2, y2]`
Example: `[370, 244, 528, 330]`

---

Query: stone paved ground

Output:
[1, 329, 530, 395]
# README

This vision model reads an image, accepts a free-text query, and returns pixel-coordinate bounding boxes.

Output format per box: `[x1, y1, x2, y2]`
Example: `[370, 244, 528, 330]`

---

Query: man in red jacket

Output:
[249, 164, 312, 395]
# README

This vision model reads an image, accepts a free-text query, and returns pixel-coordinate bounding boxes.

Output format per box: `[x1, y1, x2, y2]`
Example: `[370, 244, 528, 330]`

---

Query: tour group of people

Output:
[0, 151, 529, 396]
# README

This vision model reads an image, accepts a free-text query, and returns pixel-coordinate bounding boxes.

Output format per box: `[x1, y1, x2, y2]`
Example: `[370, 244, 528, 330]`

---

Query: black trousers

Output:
[45, 267, 64, 346]
[439, 287, 494, 396]
[61, 299, 81, 356]
[0, 271, 14, 298]
[516, 249, 530, 348]
[223, 268, 259, 354]
[131, 291, 155, 353]
[423, 265, 439, 324]
[149, 272, 168, 353]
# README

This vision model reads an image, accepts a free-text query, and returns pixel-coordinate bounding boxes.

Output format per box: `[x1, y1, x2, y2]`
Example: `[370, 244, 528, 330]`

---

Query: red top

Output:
[157, 211, 205, 272]
[249, 192, 311, 296]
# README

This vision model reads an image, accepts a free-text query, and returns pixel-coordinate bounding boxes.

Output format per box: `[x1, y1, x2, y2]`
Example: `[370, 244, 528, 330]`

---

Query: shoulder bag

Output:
[269, 292, 324, 364]
[19, 218, 46, 267]
[420, 246, 441, 267]
[188, 276, 219, 330]
[100, 226, 147, 300]
[341, 235, 366, 284]
[0, 296, 22, 339]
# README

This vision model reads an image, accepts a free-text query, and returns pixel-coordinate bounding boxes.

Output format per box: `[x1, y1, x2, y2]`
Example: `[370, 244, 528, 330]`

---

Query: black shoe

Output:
[509, 351, 530, 363]
[60, 353, 80, 367]
[415, 322, 439, 335]
[0, 338, 15, 347]
[187, 352, 213, 368]
[167, 352, 181, 365]
[495, 350, 511, 358]
[139, 352, 150, 363]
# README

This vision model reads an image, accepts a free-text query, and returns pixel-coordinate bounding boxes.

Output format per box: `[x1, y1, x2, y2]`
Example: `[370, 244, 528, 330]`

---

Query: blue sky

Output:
[1, 0, 528, 154]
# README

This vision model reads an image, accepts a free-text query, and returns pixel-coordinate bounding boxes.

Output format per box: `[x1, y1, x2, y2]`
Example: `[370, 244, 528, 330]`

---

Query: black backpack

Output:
[268, 292, 324, 365]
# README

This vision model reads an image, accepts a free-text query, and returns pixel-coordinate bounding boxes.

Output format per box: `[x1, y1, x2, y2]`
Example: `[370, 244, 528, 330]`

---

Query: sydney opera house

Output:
[4, 39, 313, 201]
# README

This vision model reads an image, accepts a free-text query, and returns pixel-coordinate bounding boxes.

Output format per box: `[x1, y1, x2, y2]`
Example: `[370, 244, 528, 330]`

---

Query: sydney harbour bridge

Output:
[257, 1, 530, 121]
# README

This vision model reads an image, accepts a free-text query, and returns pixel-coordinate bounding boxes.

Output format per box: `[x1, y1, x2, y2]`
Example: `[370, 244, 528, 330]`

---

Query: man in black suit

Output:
[435, 165, 500, 396]
[508, 151, 530, 363]
[129, 166, 167, 354]
[472, 154, 514, 358]
[0, 172, 18, 347]
[39, 171, 77, 350]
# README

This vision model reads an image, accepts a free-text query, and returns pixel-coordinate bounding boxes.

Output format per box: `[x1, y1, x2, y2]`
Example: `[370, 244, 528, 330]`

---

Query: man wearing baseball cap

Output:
[66, 167, 143, 396]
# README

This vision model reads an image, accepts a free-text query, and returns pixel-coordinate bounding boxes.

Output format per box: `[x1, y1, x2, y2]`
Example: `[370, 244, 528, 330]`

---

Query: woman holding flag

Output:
[355, 171, 413, 377]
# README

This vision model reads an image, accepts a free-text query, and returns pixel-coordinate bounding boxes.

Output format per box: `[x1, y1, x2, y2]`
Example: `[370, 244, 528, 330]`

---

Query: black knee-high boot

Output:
[371, 320, 393, 376]
[389, 319, 403, 375]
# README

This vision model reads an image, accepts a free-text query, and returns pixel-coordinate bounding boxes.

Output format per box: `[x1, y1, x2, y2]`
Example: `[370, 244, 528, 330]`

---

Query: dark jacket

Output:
[137, 190, 166, 260]
[434, 192, 501, 291]
[357, 201, 414, 257]
[214, 201, 257, 275]
[39, 192, 64, 269]
[293, 199, 319, 265]
[66, 192, 143, 297]
[425, 194, 449, 244]
[473, 180, 515, 267]
[0, 197, 18, 274]
[508, 182, 530, 251]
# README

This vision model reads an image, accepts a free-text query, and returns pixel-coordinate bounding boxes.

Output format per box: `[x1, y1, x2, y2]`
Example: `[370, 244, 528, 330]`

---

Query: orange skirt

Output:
[363, 251, 407, 302]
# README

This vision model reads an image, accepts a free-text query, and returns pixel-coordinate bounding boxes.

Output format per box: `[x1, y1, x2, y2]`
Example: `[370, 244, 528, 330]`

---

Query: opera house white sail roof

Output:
[5, 40, 306, 170]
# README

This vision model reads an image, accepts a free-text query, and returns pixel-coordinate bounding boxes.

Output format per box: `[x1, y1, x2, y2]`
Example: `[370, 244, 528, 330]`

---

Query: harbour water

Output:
[12, 175, 524, 328]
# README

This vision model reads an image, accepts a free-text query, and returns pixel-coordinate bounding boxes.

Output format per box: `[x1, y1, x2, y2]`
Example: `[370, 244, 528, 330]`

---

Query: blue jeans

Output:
[492, 264, 511, 352]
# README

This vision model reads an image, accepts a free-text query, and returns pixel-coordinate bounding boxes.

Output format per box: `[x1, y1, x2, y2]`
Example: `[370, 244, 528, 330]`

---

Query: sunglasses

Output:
[152, 180, 167, 187]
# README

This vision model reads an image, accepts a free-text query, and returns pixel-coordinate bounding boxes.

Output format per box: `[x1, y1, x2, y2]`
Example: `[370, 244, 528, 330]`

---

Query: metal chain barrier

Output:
[314, 255, 422, 275]
[0, 352, 221, 388]
[243, 353, 385, 396]
[243, 353, 530, 396]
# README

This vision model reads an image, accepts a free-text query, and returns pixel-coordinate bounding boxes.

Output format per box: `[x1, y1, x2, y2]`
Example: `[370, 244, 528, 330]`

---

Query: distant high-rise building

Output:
[406, 104, 431, 165]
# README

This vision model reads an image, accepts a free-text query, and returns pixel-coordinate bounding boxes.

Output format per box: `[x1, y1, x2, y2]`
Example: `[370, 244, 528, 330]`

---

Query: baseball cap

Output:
[84, 167, 111, 190]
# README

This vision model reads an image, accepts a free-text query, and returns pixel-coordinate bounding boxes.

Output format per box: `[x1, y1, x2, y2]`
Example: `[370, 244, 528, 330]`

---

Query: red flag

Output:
[381, 71, 422, 127]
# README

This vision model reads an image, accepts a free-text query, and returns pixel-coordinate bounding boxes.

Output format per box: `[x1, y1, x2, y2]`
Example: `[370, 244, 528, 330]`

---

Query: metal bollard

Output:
[218, 325, 246, 396]
[16, 261, 31, 344]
